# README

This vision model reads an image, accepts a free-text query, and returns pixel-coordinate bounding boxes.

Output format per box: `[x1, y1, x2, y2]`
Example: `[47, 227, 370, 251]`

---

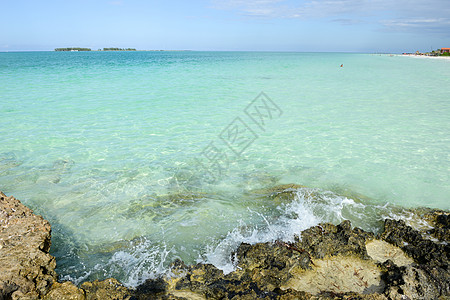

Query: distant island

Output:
[55, 47, 137, 52]
[101, 48, 137, 51]
[55, 47, 91, 52]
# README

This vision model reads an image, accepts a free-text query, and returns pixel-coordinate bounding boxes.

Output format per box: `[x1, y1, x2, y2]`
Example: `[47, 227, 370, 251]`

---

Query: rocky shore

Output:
[0, 190, 448, 299]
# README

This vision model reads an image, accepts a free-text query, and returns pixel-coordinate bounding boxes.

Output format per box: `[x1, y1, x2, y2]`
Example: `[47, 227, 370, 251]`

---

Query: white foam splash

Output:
[104, 239, 172, 287]
[201, 187, 357, 274]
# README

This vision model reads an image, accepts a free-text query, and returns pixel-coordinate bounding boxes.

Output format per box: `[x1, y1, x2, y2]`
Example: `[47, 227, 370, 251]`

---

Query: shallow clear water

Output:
[0, 51, 449, 286]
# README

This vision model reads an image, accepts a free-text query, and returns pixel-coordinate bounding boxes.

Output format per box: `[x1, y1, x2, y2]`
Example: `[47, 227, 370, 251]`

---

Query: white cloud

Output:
[381, 17, 450, 33]
[212, 0, 450, 34]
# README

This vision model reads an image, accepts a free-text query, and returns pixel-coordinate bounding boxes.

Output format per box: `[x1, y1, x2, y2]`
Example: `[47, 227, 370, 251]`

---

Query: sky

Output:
[0, 0, 449, 52]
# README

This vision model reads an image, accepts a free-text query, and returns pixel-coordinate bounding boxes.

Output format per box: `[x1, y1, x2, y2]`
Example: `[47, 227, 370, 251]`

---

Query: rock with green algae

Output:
[248, 183, 370, 205]
[416, 208, 450, 242]
[248, 183, 305, 203]
[380, 217, 449, 299]
[293, 220, 375, 259]
[430, 211, 450, 241]
[123, 191, 208, 221]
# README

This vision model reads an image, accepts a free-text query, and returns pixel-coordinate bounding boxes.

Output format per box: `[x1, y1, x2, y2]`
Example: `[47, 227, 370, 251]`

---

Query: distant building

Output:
[441, 48, 450, 54]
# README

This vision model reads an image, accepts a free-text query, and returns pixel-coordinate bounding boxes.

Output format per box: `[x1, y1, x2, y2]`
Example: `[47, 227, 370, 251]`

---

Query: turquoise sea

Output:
[0, 51, 449, 286]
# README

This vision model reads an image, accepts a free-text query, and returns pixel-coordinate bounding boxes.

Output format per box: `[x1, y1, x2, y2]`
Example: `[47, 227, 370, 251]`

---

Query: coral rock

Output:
[0, 192, 57, 299]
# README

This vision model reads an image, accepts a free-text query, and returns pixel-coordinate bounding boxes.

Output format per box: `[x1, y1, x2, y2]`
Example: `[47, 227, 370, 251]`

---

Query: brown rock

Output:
[43, 282, 85, 300]
[380, 218, 450, 299]
[0, 191, 57, 299]
[295, 220, 374, 259]
[81, 278, 133, 300]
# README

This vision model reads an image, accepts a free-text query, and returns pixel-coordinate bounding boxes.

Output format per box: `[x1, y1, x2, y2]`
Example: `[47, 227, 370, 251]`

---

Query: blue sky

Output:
[1, 0, 449, 52]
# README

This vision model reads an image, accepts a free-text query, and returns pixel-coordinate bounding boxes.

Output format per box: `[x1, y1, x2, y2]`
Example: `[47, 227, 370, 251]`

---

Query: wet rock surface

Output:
[1, 191, 448, 299]
[380, 218, 449, 299]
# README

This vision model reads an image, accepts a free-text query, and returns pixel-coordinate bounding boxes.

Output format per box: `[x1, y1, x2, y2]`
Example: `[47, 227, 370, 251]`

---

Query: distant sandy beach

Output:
[399, 54, 450, 60]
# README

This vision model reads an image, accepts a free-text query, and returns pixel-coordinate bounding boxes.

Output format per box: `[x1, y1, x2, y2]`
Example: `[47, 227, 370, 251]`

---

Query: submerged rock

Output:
[248, 183, 306, 203]
[0, 191, 448, 300]
[124, 191, 207, 221]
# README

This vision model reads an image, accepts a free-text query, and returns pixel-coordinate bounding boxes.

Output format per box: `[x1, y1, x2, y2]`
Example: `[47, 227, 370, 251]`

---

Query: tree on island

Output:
[55, 47, 91, 51]
[102, 48, 136, 51]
